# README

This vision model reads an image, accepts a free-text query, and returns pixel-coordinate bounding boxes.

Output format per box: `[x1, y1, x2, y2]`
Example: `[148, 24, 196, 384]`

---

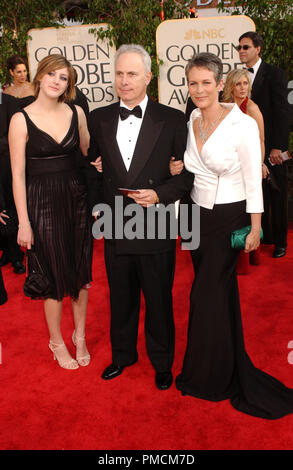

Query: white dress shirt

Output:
[184, 103, 263, 213]
[116, 95, 148, 171]
[248, 58, 262, 86]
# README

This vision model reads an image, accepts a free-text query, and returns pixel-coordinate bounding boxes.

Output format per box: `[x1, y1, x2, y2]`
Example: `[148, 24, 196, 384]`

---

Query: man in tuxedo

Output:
[87, 44, 193, 390]
[238, 31, 291, 258]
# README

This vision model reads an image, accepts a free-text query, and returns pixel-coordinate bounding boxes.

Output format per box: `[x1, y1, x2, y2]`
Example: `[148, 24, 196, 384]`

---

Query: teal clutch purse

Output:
[231, 225, 263, 250]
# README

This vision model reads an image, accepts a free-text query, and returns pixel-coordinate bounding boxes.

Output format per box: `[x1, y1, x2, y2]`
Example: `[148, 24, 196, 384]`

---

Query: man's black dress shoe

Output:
[101, 363, 124, 380]
[12, 261, 26, 274]
[272, 246, 286, 258]
[155, 371, 173, 390]
[0, 252, 10, 267]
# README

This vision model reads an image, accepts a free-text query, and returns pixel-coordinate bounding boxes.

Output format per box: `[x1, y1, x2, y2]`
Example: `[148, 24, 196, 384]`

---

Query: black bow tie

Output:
[247, 67, 254, 73]
[119, 105, 142, 120]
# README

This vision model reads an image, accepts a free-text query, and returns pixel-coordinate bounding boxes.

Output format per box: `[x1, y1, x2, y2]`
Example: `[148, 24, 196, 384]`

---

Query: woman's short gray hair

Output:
[185, 52, 223, 85]
[115, 44, 152, 74]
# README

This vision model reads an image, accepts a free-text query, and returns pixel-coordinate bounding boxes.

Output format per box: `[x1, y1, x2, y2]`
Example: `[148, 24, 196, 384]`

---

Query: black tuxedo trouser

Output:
[104, 241, 176, 372]
[262, 163, 288, 247]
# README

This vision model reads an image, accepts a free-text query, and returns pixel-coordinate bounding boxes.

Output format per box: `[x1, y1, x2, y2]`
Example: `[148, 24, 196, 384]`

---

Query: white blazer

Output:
[184, 103, 264, 213]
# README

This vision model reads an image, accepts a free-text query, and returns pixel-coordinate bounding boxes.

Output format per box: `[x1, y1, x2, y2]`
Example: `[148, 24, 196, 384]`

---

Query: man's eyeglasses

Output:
[236, 45, 252, 51]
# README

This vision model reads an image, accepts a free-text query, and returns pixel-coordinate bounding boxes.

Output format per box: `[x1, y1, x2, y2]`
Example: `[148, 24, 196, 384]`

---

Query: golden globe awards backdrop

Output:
[26, 24, 118, 111]
[156, 16, 255, 112]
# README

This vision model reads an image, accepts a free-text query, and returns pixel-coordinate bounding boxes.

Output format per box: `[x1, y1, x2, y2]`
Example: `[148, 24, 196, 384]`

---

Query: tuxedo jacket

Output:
[86, 98, 194, 255]
[250, 61, 291, 158]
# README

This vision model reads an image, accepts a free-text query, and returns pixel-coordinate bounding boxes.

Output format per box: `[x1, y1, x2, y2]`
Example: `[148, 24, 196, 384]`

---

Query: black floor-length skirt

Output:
[176, 200, 293, 419]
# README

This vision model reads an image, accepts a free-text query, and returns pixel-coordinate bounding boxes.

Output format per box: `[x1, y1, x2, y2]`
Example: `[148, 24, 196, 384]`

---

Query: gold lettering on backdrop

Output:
[156, 16, 256, 111]
[185, 29, 225, 40]
[27, 24, 117, 111]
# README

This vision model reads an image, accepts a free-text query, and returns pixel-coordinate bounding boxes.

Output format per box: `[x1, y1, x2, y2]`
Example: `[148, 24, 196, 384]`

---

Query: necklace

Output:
[198, 106, 225, 143]
[11, 82, 28, 98]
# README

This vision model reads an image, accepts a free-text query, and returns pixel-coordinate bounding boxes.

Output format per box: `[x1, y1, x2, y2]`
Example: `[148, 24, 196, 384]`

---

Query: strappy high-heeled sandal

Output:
[72, 330, 91, 367]
[49, 340, 79, 370]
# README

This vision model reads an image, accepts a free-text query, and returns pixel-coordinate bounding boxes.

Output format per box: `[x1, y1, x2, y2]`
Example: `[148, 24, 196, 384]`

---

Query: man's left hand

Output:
[269, 148, 283, 165]
[127, 189, 159, 207]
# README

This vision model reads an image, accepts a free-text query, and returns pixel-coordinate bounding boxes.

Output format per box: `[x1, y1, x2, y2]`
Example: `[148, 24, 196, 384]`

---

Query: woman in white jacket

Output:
[175, 52, 293, 419]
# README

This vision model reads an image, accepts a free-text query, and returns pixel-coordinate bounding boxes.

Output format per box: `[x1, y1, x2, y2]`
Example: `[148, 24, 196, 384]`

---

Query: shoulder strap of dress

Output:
[239, 96, 248, 114]
[67, 102, 77, 116]
[67, 102, 79, 126]
[20, 109, 31, 127]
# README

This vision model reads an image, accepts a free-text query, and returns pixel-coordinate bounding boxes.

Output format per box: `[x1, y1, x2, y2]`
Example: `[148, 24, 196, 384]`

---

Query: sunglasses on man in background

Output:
[236, 45, 252, 51]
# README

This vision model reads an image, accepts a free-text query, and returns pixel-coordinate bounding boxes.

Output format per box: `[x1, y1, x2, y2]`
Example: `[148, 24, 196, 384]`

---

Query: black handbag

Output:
[23, 248, 52, 298]
[0, 208, 18, 238]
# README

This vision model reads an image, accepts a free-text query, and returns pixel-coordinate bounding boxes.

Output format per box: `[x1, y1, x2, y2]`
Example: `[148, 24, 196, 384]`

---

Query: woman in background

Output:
[4, 55, 34, 103]
[9, 54, 92, 370]
[1, 56, 35, 273]
[222, 68, 266, 166]
[222, 68, 268, 272]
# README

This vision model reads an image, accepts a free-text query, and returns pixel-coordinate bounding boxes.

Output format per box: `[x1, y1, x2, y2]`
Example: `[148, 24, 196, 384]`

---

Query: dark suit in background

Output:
[87, 97, 193, 376]
[0, 94, 18, 207]
[250, 62, 291, 248]
[0, 93, 25, 270]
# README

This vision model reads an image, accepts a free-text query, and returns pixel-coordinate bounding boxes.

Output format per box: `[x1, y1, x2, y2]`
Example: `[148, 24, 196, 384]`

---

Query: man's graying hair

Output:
[115, 44, 152, 74]
[185, 52, 223, 85]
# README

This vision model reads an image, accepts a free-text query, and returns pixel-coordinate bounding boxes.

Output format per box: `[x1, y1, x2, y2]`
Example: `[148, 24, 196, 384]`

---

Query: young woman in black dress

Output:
[9, 55, 93, 370]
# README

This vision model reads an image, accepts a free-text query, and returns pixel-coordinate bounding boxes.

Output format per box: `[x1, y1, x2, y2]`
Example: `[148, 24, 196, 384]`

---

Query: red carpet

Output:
[0, 226, 293, 450]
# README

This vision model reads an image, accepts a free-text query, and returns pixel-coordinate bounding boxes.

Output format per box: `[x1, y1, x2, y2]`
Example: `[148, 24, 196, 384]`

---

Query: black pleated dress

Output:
[176, 200, 293, 419]
[21, 104, 92, 301]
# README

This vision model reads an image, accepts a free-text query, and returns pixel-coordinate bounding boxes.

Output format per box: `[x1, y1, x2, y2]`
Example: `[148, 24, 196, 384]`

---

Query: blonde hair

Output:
[222, 69, 251, 103]
[33, 54, 76, 102]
